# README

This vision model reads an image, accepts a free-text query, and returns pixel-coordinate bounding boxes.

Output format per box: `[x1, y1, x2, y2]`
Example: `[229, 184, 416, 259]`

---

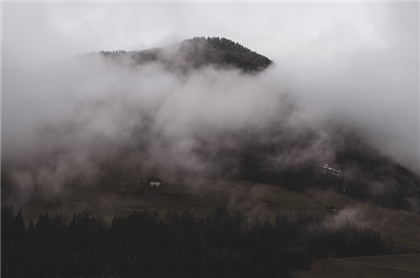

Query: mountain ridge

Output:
[93, 37, 273, 73]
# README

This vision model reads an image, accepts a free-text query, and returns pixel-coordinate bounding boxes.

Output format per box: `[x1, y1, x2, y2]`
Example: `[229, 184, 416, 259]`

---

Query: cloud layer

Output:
[2, 2, 419, 194]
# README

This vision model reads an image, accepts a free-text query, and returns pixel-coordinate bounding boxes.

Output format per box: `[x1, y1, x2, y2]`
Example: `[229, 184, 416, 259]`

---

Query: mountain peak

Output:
[97, 37, 273, 73]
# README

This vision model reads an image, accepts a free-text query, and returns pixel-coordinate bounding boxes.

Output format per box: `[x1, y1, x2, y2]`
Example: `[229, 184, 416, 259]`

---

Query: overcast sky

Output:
[3, 2, 416, 64]
[2, 2, 419, 172]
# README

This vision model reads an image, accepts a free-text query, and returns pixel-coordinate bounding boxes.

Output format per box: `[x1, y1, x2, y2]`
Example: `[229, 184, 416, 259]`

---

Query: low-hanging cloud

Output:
[2, 2, 419, 196]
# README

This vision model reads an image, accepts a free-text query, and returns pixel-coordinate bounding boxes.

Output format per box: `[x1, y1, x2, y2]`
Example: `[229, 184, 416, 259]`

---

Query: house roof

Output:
[148, 177, 163, 182]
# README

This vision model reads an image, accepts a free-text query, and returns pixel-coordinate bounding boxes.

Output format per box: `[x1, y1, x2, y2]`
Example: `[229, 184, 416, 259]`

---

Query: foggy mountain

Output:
[91, 37, 273, 73]
[2, 37, 419, 212]
[3, 3, 420, 278]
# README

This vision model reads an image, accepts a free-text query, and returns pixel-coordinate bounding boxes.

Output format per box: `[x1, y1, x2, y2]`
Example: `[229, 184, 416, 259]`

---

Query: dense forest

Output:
[2, 206, 385, 278]
[93, 37, 273, 73]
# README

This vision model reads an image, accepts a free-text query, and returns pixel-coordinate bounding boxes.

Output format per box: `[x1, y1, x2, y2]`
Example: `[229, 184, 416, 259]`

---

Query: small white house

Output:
[148, 177, 164, 187]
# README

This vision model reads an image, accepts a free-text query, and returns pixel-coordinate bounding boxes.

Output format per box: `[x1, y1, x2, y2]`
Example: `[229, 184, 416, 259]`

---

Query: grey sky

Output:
[3, 2, 410, 64]
[2, 2, 419, 172]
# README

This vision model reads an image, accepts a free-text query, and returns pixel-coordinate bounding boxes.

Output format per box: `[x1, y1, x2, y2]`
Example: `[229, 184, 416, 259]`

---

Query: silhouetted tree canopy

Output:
[2, 206, 385, 278]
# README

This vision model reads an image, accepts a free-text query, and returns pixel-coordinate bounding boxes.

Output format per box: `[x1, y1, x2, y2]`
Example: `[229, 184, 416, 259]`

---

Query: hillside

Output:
[2, 37, 419, 215]
[188, 123, 420, 212]
[95, 37, 273, 73]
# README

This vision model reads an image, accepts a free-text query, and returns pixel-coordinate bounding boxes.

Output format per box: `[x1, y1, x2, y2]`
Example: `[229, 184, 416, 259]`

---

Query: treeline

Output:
[2, 206, 385, 278]
[96, 37, 273, 73]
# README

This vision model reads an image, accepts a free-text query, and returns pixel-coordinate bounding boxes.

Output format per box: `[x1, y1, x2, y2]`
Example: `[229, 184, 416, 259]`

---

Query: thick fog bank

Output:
[2, 51, 419, 196]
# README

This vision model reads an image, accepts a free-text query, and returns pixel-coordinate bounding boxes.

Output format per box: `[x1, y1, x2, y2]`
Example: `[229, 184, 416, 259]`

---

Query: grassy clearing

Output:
[346, 254, 420, 272]
[293, 256, 420, 278]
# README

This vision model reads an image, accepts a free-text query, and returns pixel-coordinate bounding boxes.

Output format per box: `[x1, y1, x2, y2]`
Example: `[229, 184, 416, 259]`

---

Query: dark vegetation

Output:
[94, 37, 273, 73]
[2, 206, 385, 278]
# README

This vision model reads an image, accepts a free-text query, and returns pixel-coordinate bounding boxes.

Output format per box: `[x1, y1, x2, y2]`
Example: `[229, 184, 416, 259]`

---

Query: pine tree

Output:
[13, 209, 25, 237]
